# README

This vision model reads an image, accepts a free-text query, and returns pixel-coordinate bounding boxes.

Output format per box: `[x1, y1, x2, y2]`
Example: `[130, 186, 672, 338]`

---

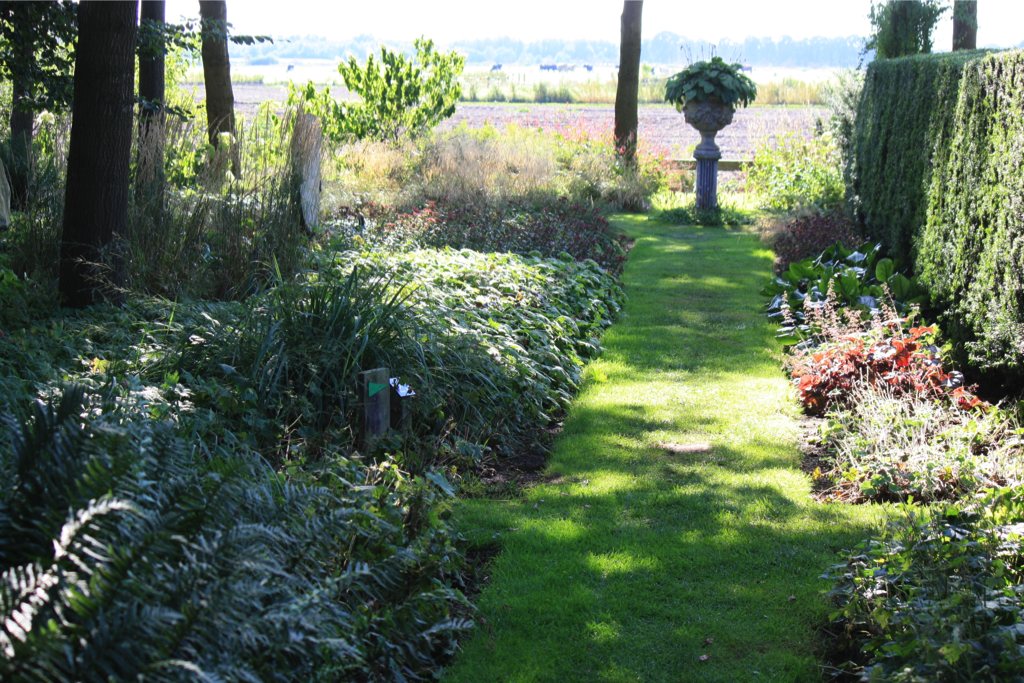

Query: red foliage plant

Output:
[788, 324, 987, 416]
[762, 210, 864, 273]
[362, 198, 629, 273]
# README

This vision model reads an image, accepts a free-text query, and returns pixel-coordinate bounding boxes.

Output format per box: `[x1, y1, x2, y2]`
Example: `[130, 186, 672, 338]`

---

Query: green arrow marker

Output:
[368, 382, 387, 398]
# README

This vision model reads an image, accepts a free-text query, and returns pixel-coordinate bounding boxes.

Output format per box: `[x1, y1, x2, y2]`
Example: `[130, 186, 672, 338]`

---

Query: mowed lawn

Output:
[443, 215, 881, 682]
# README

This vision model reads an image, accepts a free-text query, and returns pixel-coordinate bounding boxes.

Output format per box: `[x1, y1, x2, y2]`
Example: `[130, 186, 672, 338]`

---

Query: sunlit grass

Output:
[444, 215, 882, 682]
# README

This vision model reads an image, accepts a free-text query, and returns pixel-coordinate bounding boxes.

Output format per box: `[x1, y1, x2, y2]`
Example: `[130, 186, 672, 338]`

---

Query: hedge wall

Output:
[853, 50, 1024, 384]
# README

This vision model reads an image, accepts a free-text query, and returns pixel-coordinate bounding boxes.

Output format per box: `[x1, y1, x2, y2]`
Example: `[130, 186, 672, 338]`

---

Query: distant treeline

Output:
[231, 32, 867, 68]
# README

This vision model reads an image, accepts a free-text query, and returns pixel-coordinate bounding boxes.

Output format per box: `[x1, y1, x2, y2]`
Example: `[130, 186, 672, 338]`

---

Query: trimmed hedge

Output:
[853, 49, 1024, 383]
[853, 51, 979, 259]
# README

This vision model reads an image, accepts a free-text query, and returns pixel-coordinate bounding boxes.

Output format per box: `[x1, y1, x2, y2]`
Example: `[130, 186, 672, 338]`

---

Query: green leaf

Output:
[875, 258, 895, 283]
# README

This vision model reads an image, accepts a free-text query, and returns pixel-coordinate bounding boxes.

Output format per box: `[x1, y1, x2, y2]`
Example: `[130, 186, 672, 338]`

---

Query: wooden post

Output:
[358, 367, 390, 449]
[291, 112, 322, 233]
[0, 157, 10, 230]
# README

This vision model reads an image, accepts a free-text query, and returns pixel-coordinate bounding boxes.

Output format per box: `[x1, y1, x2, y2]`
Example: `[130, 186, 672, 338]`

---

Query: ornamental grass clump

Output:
[814, 382, 1023, 503]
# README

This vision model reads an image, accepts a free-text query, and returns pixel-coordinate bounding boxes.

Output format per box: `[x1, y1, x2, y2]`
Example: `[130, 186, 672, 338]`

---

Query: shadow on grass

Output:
[446, 217, 880, 683]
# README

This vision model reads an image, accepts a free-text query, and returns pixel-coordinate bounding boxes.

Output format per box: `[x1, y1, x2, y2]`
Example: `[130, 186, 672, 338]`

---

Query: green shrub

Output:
[289, 37, 464, 143]
[866, 0, 947, 59]
[826, 487, 1024, 679]
[747, 131, 844, 212]
[821, 70, 863, 206]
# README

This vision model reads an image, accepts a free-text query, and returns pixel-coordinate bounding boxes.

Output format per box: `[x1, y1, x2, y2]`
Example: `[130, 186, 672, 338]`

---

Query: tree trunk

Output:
[614, 0, 643, 167]
[9, 81, 32, 211]
[59, 0, 138, 308]
[889, 0, 914, 57]
[199, 0, 239, 178]
[137, 0, 166, 196]
[953, 0, 978, 51]
[8, 14, 33, 211]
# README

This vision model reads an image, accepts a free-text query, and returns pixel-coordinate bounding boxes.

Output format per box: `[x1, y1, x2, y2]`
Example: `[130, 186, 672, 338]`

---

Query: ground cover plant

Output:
[814, 383, 1023, 503]
[0, 387, 467, 681]
[0, 24, 638, 678]
[321, 247, 624, 463]
[762, 241, 928, 343]
[761, 236, 1024, 676]
[0, 242, 623, 680]
[826, 487, 1024, 680]
[786, 319, 982, 417]
[0, 243, 622, 461]
[361, 200, 629, 273]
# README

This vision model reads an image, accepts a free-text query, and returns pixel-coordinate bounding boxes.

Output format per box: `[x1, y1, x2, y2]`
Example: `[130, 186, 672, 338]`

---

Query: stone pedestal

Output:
[683, 101, 735, 210]
[694, 146, 721, 211]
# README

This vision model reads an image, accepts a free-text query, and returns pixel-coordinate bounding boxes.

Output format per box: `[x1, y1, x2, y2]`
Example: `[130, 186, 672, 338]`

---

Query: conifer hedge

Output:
[852, 49, 1024, 384]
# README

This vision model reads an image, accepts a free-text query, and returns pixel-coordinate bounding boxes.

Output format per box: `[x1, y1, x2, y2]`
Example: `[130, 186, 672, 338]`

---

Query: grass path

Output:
[444, 216, 881, 682]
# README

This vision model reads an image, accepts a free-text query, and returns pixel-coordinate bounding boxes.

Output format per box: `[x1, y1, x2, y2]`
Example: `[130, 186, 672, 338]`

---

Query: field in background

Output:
[210, 58, 842, 86]
[187, 71, 826, 161]
[188, 58, 840, 108]
[441, 103, 825, 159]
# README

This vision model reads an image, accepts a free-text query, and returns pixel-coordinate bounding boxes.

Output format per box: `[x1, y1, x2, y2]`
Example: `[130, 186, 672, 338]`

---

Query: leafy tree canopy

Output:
[0, 1, 77, 113]
[866, 0, 948, 59]
[289, 37, 464, 143]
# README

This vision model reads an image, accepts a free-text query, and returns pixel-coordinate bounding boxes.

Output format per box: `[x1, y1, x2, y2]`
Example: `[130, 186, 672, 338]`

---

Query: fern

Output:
[0, 387, 470, 681]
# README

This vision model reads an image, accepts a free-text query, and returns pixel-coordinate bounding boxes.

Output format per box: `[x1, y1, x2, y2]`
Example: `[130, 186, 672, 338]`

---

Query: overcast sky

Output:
[164, 1, 1024, 49]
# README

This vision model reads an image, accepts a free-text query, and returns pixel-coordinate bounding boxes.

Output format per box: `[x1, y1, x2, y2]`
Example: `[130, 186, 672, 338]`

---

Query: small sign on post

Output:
[389, 377, 415, 432]
[358, 367, 390, 450]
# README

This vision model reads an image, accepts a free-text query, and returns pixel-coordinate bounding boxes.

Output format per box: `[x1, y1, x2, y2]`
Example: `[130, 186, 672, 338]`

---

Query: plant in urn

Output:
[665, 56, 757, 209]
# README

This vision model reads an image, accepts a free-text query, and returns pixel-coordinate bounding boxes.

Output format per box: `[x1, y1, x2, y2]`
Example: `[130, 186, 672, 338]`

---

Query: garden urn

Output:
[683, 100, 734, 210]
